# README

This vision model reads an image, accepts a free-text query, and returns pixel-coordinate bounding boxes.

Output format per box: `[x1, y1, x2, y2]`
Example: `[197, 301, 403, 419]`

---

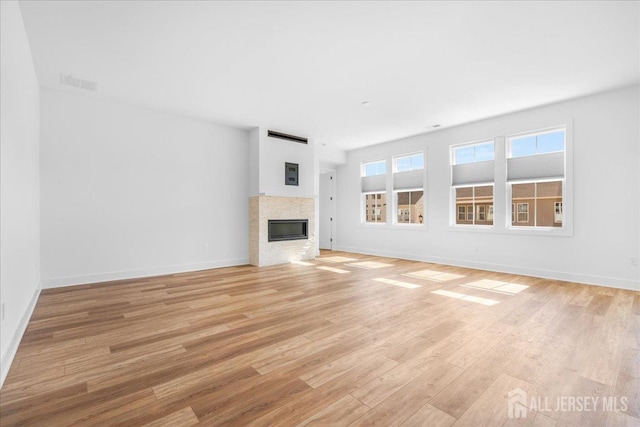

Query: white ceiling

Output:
[19, 1, 640, 151]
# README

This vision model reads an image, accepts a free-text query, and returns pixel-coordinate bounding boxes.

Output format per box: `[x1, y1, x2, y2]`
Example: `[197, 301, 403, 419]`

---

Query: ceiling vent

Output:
[267, 130, 308, 144]
[59, 74, 98, 91]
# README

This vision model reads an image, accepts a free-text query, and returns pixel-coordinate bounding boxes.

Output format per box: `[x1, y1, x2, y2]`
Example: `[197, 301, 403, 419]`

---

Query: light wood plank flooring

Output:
[1, 251, 638, 426]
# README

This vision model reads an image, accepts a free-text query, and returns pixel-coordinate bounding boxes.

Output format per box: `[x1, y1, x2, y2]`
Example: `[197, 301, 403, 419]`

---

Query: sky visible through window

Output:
[455, 142, 494, 165]
[511, 130, 564, 157]
[396, 154, 424, 172]
[364, 160, 386, 176]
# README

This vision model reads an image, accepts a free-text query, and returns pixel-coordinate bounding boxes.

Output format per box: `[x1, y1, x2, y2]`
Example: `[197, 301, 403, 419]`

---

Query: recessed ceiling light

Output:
[362, 101, 371, 107]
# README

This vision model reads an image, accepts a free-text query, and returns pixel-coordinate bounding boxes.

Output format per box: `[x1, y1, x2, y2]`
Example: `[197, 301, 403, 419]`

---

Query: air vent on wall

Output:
[59, 74, 98, 91]
[267, 130, 308, 144]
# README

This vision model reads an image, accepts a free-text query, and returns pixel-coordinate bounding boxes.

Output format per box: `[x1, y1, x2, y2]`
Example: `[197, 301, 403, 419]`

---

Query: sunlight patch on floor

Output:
[373, 278, 422, 289]
[347, 261, 394, 269]
[291, 260, 315, 266]
[460, 279, 529, 295]
[404, 269, 465, 282]
[317, 256, 358, 263]
[316, 266, 351, 274]
[430, 289, 499, 306]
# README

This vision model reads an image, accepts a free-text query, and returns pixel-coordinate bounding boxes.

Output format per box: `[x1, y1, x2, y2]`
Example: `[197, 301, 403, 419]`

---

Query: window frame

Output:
[506, 126, 566, 232]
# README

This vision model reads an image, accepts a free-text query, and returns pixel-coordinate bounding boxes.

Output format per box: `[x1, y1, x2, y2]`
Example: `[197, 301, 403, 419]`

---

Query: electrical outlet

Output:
[203, 243, 209, 251]
[630, 257, 638, 266]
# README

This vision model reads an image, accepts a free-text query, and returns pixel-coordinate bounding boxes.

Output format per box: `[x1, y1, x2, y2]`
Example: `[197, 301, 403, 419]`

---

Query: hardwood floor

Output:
[1, 251, 638, 426]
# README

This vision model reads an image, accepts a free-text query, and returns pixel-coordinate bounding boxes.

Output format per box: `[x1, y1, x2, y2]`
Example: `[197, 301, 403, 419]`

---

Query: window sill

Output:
[505, 226, 573, 237]
[448, 225, 495, 233]
[359, 223, 428, 231]
[448, 224, 572, 237]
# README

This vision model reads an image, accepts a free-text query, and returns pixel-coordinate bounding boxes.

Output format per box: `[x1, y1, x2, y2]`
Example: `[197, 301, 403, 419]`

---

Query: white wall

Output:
[336, 86, 640, 290]
[255, 128, 316, 198]
[40, 89, 250, 287]
[0, 1, 41, 386]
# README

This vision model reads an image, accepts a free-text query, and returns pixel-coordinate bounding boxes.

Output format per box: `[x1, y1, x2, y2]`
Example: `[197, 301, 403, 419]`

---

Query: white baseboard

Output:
[41, 258, 250, 289]
[1, 284, 41, 388]
[336, 245, 640, 291]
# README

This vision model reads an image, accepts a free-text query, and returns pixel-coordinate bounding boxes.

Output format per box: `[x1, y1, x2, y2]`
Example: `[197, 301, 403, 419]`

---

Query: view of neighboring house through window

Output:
[451, 141, 494, 226]
[511, 181, 563, 227]
[507, 128, 565, 228]
[364, 192, 386, 223]
[455, 186, 494, 225]
[396, 190, 424, 224]
[393, 152, 424, 225]
[361, 160, 387, 223]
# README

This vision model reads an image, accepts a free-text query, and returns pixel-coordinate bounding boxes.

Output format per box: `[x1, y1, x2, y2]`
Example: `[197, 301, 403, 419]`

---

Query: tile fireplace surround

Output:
[249, 196, 315, 267]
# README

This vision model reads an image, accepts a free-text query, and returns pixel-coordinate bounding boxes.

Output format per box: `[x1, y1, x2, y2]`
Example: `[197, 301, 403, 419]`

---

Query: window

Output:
[394, 153, 424, 172]
[511, 181, 563, 227]
[477, 205, 486, 221]
[395, 190, 424, 224]
[393, 153, 424, 225]
[361, 160, 387, 224]
[458, 206, 466, 221]
[451, 141, 495, 227]
[517, 203, 529, 223]
[455, 186, 494, 226]
[363, 160, 386, 176]
[364, 193, 386, 223]
[453, 141, 494, 165]
[509, 129, 564, 158]
[507, 127, 565, 229]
